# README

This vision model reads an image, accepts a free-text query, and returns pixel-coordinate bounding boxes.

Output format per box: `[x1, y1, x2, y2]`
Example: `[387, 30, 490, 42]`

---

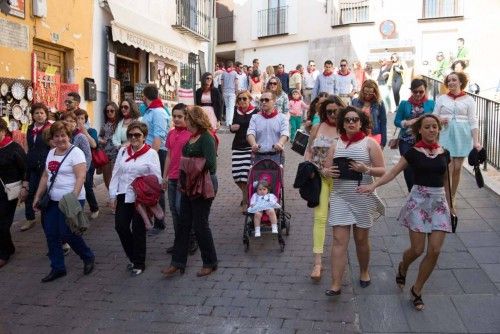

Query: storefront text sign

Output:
[0, 18, 29, 51]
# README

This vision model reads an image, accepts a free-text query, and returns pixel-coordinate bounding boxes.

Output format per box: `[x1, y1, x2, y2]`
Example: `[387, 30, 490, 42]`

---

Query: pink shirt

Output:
[166, 127, 191, 180]
[288, 100, 308, 117]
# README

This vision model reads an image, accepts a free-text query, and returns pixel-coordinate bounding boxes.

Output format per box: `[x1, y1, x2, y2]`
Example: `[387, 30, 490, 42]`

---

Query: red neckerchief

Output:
[341, 131, 366, 148]
[289, 70, 299, 76]
[73, 129, 81, 136]
[408, 95, 428, 107]
[261, 109, 278, 119]
[148, 99, 163, 109]
[0, 135, 13, 148]
[447, 91, 466, 99]
[174, 126, 187, 131]
[323, 71, 333, 77]
[324, 118, 336, 127]
[338, 70, 351, 77]
[32, 122, 50, 137]
[238, 105, 255, 114]
[125, 144, 151, 162]
[226, 68, 233, 73]
[251, 77, 260, 84]
[414, 140, 440, 150]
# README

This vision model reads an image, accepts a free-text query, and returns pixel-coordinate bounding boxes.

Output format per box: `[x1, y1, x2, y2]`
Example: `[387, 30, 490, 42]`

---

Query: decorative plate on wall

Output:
[12, 104, 23, 120]
[26, 87, 33, 101]
[19, 98, 29, 111]
[0, 83, 8, 96]
[11, 82, 26, 100]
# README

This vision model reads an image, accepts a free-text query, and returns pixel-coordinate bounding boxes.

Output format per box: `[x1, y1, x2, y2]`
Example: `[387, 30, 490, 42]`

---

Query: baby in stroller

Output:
[247, 180, 281, 237]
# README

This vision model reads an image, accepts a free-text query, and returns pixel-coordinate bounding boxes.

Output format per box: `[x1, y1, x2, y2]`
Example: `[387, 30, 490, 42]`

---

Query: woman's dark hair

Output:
[127, 121, 148, 138]
[49, 121, 72, 138]
[318, 96, 346, 123]
[201, 72, 213, 89]
[172, 103, 187, 113]
[30, 102, 50, 120]
[103, 102, 119, 124]
[0, 118, 12, 137]
[336, 106, 372, 136]
[307, 92, 330, 121]
[251, 70, 260, 78]
[410, 78, 427, 91]
[445, 71, 468, 90]
[74, 109, 89, 123]
[451, 60, 467, 71]
[60, 111, 77, 122]
[411, 114, 442, 142]
[121, 98, 140, 119]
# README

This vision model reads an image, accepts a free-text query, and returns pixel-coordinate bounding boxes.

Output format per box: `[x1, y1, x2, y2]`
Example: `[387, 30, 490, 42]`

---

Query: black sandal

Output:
[411, 286, 424, 311]
[325, 289, 341, 296]
[396, 262, 406, 288]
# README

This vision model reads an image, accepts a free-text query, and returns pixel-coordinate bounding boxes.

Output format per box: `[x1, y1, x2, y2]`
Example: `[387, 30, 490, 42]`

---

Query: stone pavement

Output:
[1, 129, 499, 333]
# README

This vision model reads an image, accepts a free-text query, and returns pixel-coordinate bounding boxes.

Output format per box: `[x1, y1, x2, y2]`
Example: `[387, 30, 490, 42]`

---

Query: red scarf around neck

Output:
[73, 129, 81, 136]
[226, 68, 234, 73]
[289, 70, 300, 76]
[338, 70, 351, 77]
[261, 109, 278, 119]
[0, 135, 13, 148]
[174, 126, 187, 131]
[32, 122, 50, 137]
[447, 91, 466, 99]
[238, 105, 255, 114]
[324, 118, 336, 127]
[340, 131, 366, 148]
[414, 140, 440, 150]
[251, 77, 260, 84]
[408, 95, 428, 107]
[323, 71, 333, 77]
[148, 99, 164, 109]
[125, 144, 151, 162]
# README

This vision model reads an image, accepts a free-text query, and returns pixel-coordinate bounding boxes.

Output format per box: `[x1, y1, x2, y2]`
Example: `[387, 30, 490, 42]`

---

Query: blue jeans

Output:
[42, 200, 94, 272]
[399, 140, 414, 192]
[25, 167, 43, 221]
[84, 163, 99, 213]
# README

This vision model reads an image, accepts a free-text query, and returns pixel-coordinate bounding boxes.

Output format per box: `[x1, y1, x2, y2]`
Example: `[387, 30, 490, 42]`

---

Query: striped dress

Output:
[231, 108, 258, 183]
[328, 137, 385, 228]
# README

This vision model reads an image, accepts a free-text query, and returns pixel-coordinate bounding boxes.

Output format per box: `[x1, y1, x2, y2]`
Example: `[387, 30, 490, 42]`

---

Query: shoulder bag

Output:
[291, 130, 309, 156]
[0, 179, 22, 201]
[38, 146, 76, 210]
[388, 128, 400, 150]
[446, 155, 458, 233]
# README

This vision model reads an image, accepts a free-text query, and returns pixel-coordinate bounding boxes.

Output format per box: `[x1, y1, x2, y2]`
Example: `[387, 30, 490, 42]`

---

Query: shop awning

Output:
[107, 0, 189, 63]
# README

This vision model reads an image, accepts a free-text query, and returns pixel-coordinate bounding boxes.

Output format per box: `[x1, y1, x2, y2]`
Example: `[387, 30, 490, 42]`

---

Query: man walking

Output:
[221, 60, 239, 125]
[289, 64, 303, 96]
[275, 64, 289, 95]
[334, 59, 357, 105]
[312, 60, 335, 99]
[235, 61, 249, 91]
[303, 60, 319, 103]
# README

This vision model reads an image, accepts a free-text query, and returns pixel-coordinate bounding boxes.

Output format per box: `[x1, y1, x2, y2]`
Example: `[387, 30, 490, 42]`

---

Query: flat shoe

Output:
[162, 266, 185, 277]
[196, 266, 217, 277]
[325, 289, 341, 296]
[83, 259, 95, 275]
[41, 270, 67, 283]
[20, 219, 36, 231]
[359, 279, 371, 288]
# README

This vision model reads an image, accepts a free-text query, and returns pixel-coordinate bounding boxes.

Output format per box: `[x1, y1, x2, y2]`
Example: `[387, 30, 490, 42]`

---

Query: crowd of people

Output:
[0, 55, 483, 312]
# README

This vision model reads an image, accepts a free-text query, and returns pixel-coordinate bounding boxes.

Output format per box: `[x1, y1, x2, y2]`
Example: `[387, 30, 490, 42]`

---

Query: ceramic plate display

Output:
[20, 114, 29, 124]
[11, 82, 26, 100]
[26, 86, 33, 101]
[169, 76, 175, 86]
[160, 76, 167, 86]
[174, 72, 180, 83]
[9, 119, 19, 131]
[167, 68, 173, 76]
[19, 98, 29, 111]
[0, 83, 8, 96]
[12, 104, 23, 120]
[167, 84, 174, 92]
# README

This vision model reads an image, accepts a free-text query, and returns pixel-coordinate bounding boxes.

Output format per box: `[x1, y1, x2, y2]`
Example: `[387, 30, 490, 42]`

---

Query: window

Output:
[173, 0, 211, 41]
[257, 0, 288, 38]
[180, 52, 198, 92]
[332, 0, 371, 26]
[422, 0, 464, 19]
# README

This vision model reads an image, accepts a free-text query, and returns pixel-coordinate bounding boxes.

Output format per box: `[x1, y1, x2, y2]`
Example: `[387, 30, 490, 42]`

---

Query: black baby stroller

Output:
[243, 152, 291, 252]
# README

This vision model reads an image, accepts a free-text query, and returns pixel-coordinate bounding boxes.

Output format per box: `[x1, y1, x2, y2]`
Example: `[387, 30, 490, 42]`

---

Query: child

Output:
[248, 180, 281, 237]
[131, 175, 164, 230]
[288, 89, 309, 141]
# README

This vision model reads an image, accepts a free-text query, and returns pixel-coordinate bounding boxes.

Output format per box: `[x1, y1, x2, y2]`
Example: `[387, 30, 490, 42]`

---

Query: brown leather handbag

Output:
[178, 157, 215, 199]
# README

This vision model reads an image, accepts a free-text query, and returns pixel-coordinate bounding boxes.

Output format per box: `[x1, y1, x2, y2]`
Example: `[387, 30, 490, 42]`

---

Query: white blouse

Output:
[109, 145, 162, 203]
[433, 94, 478, 129]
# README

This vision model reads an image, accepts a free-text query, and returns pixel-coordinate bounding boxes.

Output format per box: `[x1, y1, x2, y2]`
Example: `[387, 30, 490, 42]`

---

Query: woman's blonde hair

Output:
[358, 79, 381, 103]
[236, 90, 253, 102]
[185, 105, 212, 131]
[265, 65, 275, 76]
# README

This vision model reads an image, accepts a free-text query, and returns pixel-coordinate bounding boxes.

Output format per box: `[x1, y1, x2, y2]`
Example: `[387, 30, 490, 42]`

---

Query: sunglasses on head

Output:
[260, 98, 271, 103]
[344, 117, 360, 124]
[127, 132, 143, 139]
[237, 97, 248, 101]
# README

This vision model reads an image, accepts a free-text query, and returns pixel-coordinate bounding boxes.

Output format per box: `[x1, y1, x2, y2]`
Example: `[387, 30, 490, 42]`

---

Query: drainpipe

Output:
[208, 0, 216, 73]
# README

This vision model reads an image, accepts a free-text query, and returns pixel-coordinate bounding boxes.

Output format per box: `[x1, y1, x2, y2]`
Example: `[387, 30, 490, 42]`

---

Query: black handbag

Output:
[333, 157, 363, 185]
[291, 130, 309, 156]
[38, 146, 75, 210]
[446, 159, 458, 233]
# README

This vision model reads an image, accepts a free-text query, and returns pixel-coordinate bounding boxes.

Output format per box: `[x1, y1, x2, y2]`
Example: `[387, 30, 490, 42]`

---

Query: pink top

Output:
[288, 100, 309, 116]
[165, 127, 191, 180]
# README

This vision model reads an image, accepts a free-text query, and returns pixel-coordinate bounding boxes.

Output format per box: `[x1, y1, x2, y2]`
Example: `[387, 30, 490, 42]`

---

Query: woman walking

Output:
[112, 99, 141, 148]
[162, 106, 218, 277]
[304, 96, 345, 281]
[394, 79, 435, 191]
[0, 118, 27, 268]
[98, 102, 120, 189]
[195, 72, 223, 130]
[230, 91, 259, 212]
[266, 78, 289, 115]
[358, 114, 452, 311]
[388, 53, 406, 108]
[323, 107, 385, 295]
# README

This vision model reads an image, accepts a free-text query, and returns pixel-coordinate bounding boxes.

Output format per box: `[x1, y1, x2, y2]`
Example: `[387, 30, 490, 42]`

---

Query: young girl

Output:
[247, 180, 281, 237]
[288, 89, 309, 141]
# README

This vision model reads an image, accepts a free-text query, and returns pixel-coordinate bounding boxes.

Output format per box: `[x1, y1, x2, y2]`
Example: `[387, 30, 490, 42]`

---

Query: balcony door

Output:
[267, 0, 286, 36]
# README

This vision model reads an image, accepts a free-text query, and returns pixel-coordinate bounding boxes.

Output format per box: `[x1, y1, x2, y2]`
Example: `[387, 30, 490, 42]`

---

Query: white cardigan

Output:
[433, 94, 478, 129]
[109, 145, 162, 203]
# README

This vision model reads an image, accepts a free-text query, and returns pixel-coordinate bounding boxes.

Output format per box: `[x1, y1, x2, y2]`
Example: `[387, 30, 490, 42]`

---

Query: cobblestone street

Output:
[1, 128, 499, 333]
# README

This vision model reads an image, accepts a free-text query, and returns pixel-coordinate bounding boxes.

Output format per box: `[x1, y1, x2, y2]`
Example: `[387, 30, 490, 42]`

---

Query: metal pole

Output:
[208, 0, 216, 73]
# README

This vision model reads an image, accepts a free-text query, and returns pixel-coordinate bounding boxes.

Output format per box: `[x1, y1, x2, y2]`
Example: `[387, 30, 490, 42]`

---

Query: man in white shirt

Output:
[235, 61, 249, 91]
[334, 59, 357, 105]
[303, 60, 320, 103]
[221, 60, 239, 125]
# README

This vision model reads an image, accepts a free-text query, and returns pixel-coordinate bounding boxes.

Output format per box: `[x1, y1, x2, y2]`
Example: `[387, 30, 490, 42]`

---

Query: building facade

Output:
[216, 0, 500, 99]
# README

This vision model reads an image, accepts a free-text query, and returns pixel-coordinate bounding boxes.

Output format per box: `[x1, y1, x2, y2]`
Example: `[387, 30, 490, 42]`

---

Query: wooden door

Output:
[33, 42, 66, 81]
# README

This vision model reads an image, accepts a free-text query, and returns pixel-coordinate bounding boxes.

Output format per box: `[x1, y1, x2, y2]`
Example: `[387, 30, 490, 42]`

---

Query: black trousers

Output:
[114, 194, 146, 270]
[154, 149, 167, 229]
[0, 195, 18, 261]
[171, 193, 218, 269]
[392, 76, 403, 107]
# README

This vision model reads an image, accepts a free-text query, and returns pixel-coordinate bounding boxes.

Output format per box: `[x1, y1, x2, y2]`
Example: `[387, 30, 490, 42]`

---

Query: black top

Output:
[195, 87, 223, 121]
[230, 108, 259, 150]
[0, 141, 27, 190]
[404, 148, 450, 187]
[26, 123, 51, 172]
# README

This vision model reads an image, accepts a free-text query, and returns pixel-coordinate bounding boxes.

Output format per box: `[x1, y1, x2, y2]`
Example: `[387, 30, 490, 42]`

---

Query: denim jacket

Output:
[394, 99, 435, 139]
[351, 98, 387, 147]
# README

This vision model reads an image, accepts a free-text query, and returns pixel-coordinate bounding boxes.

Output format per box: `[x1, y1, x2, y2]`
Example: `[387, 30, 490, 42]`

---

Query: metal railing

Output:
[332, 0, 370, 26]
[257, 6, 288, 38]
[422, 0, 464, 18]
[217, 15, 234, 44]
[423, 75, 500, 170]
[174, 0, 211, 41]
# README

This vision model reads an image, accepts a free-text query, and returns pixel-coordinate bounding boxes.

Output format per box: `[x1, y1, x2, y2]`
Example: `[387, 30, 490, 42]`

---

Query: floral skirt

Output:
[398, 185, 452, 233]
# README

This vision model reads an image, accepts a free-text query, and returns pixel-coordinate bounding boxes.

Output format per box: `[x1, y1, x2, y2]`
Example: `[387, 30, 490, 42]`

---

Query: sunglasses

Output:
[206, 77, 213, 80]
[260, 98, 271, 103]
[340, 64, 347, 67]
[106, 109, 115, 113]
[64, 100, 74, 104]
[344, 117, 360, 124]
[237, 97, 248, 101]
[127, 132, 143, 139]
[121, 105, 130, 110]
[326, 109, 337, 116]
[268, 82, 278, 86]
[412, 90, 425, 94]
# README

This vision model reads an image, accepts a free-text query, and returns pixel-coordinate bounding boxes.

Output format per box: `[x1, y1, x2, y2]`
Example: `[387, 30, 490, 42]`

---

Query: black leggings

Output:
[392, 76, 403, 107]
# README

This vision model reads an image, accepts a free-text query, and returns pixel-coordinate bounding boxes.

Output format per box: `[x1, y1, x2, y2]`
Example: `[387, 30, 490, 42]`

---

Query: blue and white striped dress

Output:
[328, 137, 385, 228]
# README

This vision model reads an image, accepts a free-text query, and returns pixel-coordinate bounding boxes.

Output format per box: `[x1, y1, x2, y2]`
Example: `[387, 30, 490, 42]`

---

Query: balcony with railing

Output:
[331, 0, 372, 27]
[421, 0, 464, 19]
[257, 6, 288, 38]
[217, 15, 235, 44]
[172, 0, 211, 41]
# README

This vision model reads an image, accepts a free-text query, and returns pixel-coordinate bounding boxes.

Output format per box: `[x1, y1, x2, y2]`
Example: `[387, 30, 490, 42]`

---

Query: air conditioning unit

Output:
[33, 0, 47, 18]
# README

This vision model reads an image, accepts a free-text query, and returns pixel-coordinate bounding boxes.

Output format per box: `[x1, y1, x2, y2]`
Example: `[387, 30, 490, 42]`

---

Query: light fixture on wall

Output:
[33, 0, 47, 18]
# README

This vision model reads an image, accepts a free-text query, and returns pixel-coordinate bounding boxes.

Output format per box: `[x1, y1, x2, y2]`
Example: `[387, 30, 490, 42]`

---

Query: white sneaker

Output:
[271, 224, 278, 234]
[90, 210, 99, 220]
[20, 219, 36, 232]
[254, 228, 261, 237]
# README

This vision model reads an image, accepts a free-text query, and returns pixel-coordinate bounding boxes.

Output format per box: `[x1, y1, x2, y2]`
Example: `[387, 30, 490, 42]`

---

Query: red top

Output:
[166, 127, 191, 180]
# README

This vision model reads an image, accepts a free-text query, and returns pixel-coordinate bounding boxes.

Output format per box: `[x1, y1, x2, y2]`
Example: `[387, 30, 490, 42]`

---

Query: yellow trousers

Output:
[313, 176, 333, 254]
